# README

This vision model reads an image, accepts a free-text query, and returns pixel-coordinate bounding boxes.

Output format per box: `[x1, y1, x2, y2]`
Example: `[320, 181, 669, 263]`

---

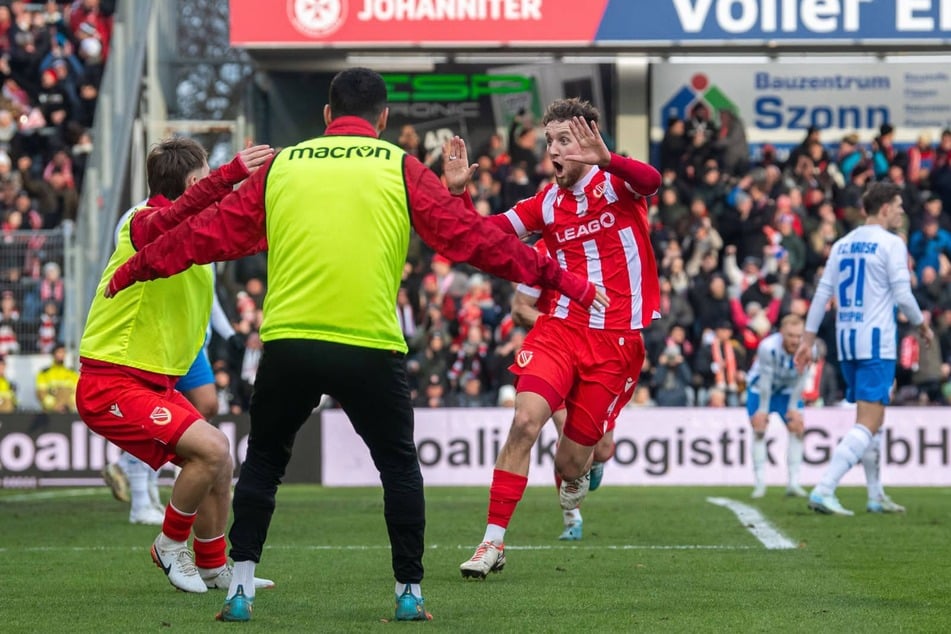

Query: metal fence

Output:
[0, 227, 71, 355]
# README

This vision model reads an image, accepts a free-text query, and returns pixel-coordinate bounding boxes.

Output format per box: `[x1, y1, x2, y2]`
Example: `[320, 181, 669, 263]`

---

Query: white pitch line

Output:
[0, 488, 106, 502]
[706, 497, 798, 550]
[0, 543, 752, 554]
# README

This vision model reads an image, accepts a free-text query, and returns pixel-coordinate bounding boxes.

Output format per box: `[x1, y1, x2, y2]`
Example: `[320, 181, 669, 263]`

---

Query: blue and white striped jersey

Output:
[747, 333, 802, 402]
[805, 224, 923, 361]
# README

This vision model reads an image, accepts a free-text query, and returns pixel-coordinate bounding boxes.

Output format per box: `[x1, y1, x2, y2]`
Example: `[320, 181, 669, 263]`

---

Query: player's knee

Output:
[555, 455, 588, 481]
[593, 439, 615, 462]
[194, 427, 232, 473]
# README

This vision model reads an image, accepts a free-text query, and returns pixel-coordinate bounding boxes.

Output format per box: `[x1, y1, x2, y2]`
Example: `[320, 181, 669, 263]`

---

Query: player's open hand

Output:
[562, 116, 611, 168]
[591, 288, 610, 312]
[237, 144, 274, 174]
[442, 136, 477, 195]
[919, 323, 934, 348]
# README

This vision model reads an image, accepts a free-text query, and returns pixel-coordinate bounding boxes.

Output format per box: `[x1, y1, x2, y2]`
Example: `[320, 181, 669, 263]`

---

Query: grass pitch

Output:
[1, 485, 949, 632]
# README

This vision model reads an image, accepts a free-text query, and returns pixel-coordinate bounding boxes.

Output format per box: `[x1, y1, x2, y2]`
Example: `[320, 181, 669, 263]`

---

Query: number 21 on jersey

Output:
[838, 257, 865, 308]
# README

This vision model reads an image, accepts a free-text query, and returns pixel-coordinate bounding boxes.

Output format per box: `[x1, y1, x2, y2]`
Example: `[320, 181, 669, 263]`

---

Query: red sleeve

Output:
[404, 157, 595, 308]
[766, 298, 781, 323]
[605, 153, 661, 197]
[730, 297, 749, 328]
[130, 155, 250, 247]
[108, 162, 270, 295]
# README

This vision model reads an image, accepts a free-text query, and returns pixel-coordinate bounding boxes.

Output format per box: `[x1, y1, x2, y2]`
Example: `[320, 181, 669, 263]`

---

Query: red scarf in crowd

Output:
[711, 338, 737, 387]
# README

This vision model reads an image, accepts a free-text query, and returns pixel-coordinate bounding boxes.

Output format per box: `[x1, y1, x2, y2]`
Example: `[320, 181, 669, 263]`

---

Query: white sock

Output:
[563, 508, 582, 526]
[752, 435, 767, 488]
[230, 561, 256, 599]
[483, 524, 505, 546]
[147, 468, 161, 508]
[395, 582, 422, 598]
[120, 452, 152, 513]
[861, 431, 884, 500]
[787, 435, 804, 488]
[817, 425, 873, 496]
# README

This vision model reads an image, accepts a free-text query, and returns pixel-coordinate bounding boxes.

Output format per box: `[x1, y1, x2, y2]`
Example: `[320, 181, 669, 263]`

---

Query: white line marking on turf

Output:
[706, 497, 798, 550]
[0, 543, 752, 554]
[0, 488, 105, 502]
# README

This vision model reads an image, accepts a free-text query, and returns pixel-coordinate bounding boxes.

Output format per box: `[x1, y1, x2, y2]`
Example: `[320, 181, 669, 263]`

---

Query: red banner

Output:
[230, 0, 608, 47]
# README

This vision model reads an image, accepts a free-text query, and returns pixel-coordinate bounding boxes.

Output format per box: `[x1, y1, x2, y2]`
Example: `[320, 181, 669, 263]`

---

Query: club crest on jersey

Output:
[516, 350, 533, 367]
[593, 181, 606, 199]
[554, 211, 616, 244]
[150, 407, 172, 425]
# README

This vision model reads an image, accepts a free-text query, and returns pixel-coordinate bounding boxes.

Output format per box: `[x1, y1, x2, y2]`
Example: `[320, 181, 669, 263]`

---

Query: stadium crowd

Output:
[0, 0, 112, 359]
[3, 45, 951, 413]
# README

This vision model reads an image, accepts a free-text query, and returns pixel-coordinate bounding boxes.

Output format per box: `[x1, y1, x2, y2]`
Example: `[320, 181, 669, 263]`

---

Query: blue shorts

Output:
[839, 359, 896, 405]
[745, 391, 803, 423]
[175, 347, 214, 393]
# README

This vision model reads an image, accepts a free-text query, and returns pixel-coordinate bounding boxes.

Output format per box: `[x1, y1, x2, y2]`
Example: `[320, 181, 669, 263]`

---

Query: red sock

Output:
[487, 469, 528, 529]
[162, 504, 196, 542]
[193, 535, 227, 569]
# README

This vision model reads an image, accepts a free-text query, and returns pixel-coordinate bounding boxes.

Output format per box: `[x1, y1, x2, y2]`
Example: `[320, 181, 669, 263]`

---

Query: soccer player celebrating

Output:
[443, 99, 661, 578]
[745, 314, 809, 499]
[795, 182, 933, 516]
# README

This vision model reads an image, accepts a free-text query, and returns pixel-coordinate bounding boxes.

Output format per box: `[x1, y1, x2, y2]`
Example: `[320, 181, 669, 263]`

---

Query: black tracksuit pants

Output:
[228, 338, 425, 584]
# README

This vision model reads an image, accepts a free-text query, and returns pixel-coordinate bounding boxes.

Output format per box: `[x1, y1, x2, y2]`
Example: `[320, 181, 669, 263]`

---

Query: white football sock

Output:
[483, 524, 505, 546]
[563, 508, 582, 526]
[861, 431, 884, 500]
[752, 435, 767, 488]
[230, 560, 256, 600]
[147, 467, 161, 508]
[816, 425, 873, 496]
[787, 435, 804, 488]
[395, 582, 422, 598]
[120, 452, 152, 513]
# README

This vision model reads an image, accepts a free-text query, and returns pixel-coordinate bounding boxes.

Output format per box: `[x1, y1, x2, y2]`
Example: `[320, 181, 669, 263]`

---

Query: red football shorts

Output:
[511, 316, 645, 446]
[76, 366, 203, 470]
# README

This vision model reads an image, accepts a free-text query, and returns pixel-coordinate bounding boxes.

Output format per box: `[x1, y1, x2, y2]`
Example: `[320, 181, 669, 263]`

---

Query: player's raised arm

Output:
[563, 116, 661, 196]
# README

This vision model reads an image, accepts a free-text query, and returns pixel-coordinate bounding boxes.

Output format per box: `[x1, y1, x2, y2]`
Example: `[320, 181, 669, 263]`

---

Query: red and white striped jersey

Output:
[514, 239, 557, 316]
[501, 165, 661, 331]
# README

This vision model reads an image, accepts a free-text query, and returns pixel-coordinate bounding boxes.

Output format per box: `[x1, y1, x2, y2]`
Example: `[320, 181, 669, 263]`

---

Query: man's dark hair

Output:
[329, 67, 387, 123]
[862, 181, 902, 216]
[146, 137, 208, 200]
[541, 98, 600, 127]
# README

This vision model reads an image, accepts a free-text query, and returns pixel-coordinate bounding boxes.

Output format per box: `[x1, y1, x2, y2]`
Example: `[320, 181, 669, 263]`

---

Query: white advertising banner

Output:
[650, 61, 951, 146]
[321, 407, 951, 487]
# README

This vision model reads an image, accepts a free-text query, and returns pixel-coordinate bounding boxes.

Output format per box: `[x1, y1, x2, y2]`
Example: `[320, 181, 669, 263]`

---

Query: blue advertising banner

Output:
[650, 60, 951, 160]
[598, 0, 951, 43]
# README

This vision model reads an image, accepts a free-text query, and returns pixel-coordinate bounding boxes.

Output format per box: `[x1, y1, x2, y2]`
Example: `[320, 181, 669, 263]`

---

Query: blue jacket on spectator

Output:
[909, 224, 951, 278]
